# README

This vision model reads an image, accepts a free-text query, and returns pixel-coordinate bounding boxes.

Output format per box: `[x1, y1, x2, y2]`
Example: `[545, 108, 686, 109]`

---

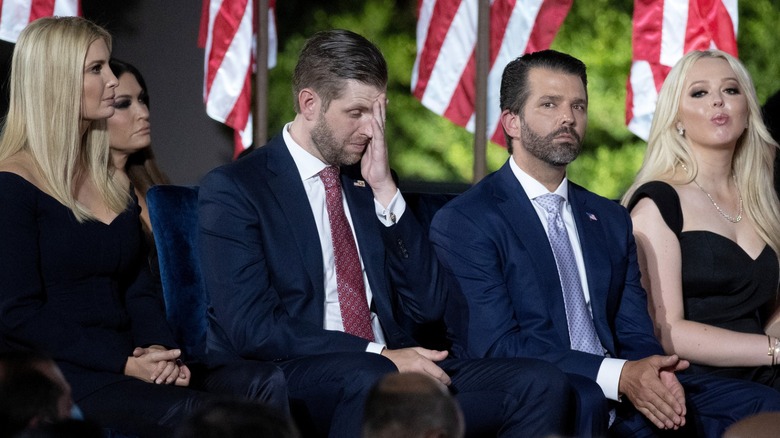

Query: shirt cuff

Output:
[374, 189, 406, 227]
[366, 342, 386, 354]
[596, 357, 628, 401]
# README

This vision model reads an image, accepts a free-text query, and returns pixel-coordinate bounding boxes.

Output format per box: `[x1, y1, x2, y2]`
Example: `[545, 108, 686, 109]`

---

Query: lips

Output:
[552, 127, 579, 143]
[711, 113, 729, 125]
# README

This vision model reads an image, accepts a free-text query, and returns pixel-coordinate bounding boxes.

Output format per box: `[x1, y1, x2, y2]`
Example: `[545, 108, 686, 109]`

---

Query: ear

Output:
[500, 109, 520, 141]
[297, 88, 319, 121]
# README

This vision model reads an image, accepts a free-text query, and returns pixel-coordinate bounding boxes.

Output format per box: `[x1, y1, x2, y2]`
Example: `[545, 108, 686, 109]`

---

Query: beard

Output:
[519, 116, 583, 167]
[310, 113, 364, 166]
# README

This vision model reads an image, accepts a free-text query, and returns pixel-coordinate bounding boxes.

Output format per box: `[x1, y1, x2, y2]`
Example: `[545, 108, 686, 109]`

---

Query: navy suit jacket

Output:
[198, 134, 446, 363]
[430, 161, 664, 382]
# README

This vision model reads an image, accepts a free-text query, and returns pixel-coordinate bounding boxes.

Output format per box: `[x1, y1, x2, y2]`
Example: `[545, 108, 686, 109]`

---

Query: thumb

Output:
[658, 354, 680, 368]
[417, 348, 448, 361]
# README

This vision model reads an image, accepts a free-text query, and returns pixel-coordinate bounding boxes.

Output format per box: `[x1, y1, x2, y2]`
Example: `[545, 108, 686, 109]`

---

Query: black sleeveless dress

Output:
[627, 181, 780, 388]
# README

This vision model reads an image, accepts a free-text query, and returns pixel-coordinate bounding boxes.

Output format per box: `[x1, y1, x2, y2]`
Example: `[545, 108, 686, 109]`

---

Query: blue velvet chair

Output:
[146, 185, 207, 362]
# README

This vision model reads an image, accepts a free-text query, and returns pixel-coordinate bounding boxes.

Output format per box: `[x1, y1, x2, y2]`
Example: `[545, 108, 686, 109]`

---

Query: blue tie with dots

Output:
[535, 194, 604, 356]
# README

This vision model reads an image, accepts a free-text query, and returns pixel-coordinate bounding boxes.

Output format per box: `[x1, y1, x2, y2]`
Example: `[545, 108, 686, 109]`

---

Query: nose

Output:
[358, 114, 373, 137]
[712, 91, 724, 107]
[561, 108, 574, 125]
[137, 103, 150, 120]
[106, 70, 118, 89]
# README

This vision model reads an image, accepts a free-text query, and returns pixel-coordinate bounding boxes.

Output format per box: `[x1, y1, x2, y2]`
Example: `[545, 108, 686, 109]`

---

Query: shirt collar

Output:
[508, 157, 569, 202]
[283, 122, 330, 181]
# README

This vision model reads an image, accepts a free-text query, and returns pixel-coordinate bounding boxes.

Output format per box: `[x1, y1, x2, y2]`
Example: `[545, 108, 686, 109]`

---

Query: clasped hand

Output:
[381, 347, 451, 385]
[124, 345, 191, 386]
[619, 354, 689, 430]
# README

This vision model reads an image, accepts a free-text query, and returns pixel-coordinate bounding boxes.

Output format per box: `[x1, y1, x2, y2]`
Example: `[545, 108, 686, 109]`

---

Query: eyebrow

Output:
[344, 103, 372, 112]
[538, 94, 587, 105]
[687, 77, 739, 88]
[85, 59, 107, 68]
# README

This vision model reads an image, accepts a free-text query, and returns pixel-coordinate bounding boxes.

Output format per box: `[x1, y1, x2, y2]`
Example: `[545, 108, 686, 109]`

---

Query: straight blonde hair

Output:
[622, 50, 780, 257]
[0, 16, 129, 221]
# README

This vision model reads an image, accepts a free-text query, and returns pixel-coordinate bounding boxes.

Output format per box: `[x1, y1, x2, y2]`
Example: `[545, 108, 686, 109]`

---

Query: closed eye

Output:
[112, 99, 131, 109]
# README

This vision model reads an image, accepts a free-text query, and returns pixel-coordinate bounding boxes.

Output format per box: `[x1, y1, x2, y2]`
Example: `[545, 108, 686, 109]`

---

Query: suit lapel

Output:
[568, 183, 615, 353]
[265, 140, 325, 298]
[493, 164, 571, 346]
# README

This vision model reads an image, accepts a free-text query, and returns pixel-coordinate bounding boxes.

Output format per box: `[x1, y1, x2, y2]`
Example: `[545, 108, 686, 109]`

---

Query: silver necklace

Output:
[692, 175, 743, 223]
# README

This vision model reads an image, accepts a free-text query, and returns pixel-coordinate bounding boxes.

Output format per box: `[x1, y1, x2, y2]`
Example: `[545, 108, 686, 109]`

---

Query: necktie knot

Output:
[535, 193, 564, 216]
[320, 166, 341, 191]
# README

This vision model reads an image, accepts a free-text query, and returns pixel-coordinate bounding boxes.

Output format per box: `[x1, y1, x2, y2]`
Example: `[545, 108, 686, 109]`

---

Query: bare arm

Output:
[631, 197, 775, 367]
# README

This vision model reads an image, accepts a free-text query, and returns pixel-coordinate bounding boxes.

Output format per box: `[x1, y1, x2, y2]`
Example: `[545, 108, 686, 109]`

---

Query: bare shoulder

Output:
[0, 151, 43, 188]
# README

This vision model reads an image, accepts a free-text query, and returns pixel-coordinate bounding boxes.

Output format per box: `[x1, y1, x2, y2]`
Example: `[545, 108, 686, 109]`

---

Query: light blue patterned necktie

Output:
[535, 193, 604, 356]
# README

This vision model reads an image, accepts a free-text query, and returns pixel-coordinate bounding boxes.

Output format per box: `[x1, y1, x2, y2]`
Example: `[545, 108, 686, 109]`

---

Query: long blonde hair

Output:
[622, 50, 780, 257]
[0, 16, 129, 221]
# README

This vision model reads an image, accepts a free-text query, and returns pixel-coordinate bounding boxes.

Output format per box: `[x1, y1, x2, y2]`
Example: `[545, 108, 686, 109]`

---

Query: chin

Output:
[340, 152, 363, 166]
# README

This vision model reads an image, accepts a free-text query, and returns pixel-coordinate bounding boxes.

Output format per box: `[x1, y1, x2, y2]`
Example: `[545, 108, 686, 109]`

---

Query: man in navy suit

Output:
[198, 30, 570, 437]
[430, 50, 780, 436]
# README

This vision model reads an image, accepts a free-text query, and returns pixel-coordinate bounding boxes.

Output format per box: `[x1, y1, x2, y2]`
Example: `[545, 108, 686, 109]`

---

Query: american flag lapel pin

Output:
[586, 212, 598, 221]
[354, 180, 366, 187]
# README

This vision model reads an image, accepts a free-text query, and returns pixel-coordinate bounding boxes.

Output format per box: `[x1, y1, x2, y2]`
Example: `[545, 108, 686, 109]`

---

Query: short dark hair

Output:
[0, 352, 66, 436]
[362, 373, 463, 438]
[499, 50, 587, 152]
[175, 399, 299, 438]
[292, 29, 387, 113]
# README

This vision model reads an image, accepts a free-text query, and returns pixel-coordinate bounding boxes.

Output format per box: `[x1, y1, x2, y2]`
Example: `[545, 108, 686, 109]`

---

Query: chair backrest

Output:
[146, 185, 207, 361]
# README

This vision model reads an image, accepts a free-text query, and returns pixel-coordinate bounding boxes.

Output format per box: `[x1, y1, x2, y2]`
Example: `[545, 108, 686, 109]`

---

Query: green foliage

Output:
[267, 0, 778, 199]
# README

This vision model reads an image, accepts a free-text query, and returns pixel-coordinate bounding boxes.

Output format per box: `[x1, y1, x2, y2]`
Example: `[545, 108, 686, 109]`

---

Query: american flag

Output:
[411, 0, 573, 146]
[0, 0, 80, 43]
[626, 0, 738, 140]
[200, 0, 277, 157]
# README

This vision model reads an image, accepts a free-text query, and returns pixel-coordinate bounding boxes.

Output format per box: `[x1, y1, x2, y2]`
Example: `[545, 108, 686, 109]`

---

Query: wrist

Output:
[768, 336, 779, 366]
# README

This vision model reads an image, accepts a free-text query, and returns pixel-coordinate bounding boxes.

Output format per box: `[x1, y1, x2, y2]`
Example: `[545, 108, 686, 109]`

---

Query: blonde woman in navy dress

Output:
[0, 17, 285, 436]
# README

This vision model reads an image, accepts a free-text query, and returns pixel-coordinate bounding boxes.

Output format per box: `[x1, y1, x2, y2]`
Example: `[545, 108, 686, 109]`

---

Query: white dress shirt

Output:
[509, 158, 626, 401]
[283, 124, 406, 353]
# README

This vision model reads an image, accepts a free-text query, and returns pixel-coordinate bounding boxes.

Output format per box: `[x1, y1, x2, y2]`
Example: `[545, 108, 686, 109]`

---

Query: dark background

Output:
[0, 0, 234, 185]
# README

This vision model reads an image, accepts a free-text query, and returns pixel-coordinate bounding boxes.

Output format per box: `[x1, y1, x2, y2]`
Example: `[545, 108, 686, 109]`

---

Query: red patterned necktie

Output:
[320, 166, 375, 341]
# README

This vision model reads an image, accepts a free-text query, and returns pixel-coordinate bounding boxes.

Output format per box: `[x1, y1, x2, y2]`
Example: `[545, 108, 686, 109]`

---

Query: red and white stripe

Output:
[201, 0, 276, 157]
[627, 0, 738, 140]
[412, 0, 572, 146]
[0, 0, 80, 43]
